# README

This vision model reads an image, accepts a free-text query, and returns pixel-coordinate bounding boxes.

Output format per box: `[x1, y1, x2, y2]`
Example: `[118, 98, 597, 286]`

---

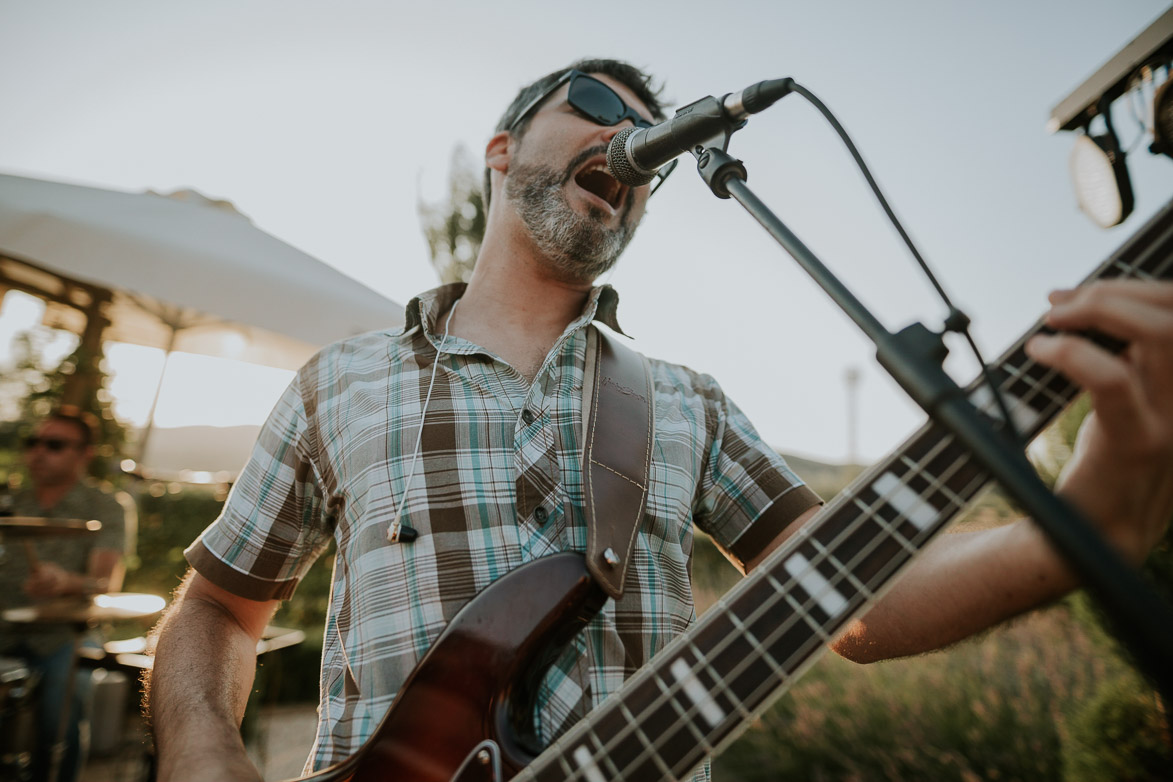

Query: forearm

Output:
[832, 518, 1078, 663]
[148, 588, 268, 781]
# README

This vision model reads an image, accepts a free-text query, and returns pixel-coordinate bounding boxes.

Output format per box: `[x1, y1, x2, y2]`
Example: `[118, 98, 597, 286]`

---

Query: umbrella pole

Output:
[136, 326, 179, 465]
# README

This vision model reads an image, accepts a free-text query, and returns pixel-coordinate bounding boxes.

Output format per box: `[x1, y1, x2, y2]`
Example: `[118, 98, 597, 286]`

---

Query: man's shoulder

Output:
[298, 329, 411, 378]
[636, 349, 727, 403]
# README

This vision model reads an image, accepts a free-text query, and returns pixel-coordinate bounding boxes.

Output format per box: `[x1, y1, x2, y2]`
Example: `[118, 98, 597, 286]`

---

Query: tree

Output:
[418, 146, 486, 284]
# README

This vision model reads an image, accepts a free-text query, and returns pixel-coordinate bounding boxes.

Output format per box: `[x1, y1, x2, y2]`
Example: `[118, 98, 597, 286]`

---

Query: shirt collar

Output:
[394, 282, 629, 340]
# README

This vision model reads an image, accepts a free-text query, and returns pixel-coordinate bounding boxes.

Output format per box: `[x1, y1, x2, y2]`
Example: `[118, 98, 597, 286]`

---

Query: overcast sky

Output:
[1, 0, 1170, 464]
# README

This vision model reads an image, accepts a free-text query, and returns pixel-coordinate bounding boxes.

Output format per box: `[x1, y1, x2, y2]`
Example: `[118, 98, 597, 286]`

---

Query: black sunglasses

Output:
[23, 436, 83, 453]
[510, 69, 677, 195]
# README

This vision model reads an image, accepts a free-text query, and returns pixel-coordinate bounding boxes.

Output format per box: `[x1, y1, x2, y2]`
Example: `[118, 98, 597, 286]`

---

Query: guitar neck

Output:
[518, 198, 1173, 782]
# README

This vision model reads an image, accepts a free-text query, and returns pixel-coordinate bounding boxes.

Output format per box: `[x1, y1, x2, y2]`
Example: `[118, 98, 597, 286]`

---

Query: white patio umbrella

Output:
[0, 172, 405, 470]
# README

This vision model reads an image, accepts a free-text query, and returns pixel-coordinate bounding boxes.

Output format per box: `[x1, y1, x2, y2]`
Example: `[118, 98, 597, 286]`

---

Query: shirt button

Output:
[521, 409, 535, 425]
[534, 506, 548, 524]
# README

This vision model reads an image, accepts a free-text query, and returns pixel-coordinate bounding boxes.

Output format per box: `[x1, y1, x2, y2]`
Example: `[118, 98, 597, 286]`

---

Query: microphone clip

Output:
[695, 146, 748, 200]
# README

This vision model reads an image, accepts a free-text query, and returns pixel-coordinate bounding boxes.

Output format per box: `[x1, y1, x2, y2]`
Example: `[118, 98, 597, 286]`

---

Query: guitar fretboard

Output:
[519, 199, 1173, 782]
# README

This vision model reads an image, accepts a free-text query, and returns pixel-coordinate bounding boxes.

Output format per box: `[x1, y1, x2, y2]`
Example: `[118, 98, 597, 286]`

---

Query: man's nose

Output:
[599, 124, 628, 144]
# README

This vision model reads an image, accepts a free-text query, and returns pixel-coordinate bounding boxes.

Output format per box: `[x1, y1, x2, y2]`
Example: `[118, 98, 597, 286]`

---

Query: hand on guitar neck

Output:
[834, 279, 1173, 664]
[1028, 280, 1173, 564]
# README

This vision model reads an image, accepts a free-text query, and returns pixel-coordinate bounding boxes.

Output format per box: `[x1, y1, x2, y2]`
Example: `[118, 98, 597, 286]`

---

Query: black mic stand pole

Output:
[690, 143, 1173, 705]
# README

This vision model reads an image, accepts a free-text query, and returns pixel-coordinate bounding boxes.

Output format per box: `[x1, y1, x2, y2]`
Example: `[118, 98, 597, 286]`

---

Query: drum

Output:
[0, 656, 39, 782]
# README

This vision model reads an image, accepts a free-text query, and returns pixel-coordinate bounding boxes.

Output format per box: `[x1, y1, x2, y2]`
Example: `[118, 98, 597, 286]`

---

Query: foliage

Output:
[125, 487, 337, 634]
[715, 607, 1130, 782]
[418, 145, 486, 284]
[0, 330, 130, 486]
[1062, 670, 1173, 782]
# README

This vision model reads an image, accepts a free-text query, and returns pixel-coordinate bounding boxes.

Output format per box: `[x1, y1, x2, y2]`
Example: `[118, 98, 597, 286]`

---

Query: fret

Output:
[617, 702, 676, 780]
[783, 551, 851, 617]
[1014, 357, 1070, 412]
[725, 609, 790, 698]
[571, 742, 608, 782]
[635, 669, 711, 777]
[660, 662, 722, 749]
[1113, 259, 1156, 279]
[589, 698, 668, 782]
[641, 672, 713, 780]
[781, 588, 839, 645]
[810, 538, 875, 602]
[692, 640, 757, 727]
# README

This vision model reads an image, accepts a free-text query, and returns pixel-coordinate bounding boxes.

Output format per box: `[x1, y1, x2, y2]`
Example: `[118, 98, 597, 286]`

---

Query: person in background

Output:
[0, 406, 135, 782]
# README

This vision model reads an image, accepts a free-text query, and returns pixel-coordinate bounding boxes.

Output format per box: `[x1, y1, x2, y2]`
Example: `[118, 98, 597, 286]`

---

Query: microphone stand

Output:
[688, 140, 1173, 705]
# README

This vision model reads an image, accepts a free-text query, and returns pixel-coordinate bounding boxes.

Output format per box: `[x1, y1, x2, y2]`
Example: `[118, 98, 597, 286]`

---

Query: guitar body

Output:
[298, 553, 608, 782]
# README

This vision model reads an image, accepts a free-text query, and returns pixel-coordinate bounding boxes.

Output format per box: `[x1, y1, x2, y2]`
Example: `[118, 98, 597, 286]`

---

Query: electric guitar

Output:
[298, 196, 1173, 782]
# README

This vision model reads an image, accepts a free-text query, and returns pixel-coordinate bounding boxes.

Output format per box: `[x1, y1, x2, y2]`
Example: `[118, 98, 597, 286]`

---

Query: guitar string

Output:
[531, 249, 1167, 781]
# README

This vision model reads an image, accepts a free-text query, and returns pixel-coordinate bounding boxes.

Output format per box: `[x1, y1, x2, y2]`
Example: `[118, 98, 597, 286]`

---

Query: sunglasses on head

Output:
[23, 436, 83, 453]
[509, 69, 677, 195]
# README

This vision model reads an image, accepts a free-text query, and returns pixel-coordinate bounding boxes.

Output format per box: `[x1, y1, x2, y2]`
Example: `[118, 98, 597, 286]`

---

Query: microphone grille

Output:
[607, 127, 656, 187]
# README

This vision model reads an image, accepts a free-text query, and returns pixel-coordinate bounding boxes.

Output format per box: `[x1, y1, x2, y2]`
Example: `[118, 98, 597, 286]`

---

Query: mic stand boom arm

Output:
[691, 143, 1173, 704]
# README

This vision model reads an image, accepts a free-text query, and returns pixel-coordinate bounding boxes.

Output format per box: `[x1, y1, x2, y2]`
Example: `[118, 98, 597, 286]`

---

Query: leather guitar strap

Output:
[581, 325, 654, 600]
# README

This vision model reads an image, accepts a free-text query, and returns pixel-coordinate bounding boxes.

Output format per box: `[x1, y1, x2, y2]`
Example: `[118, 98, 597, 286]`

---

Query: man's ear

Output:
[485, 131, 512, 174]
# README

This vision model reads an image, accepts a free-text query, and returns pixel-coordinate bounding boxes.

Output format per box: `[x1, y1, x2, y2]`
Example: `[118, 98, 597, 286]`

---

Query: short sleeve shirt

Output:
[187, 283, 820, 775]
[1, 480, 135, 656]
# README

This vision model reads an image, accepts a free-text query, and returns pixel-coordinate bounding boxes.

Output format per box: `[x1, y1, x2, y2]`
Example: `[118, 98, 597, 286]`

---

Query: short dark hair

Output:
[483, 58, 667, 211]
[48, 405, 99, 448]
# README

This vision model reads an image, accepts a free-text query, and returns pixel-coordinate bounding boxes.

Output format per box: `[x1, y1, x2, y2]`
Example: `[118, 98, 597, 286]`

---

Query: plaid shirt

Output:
[188, 283, 820, 775]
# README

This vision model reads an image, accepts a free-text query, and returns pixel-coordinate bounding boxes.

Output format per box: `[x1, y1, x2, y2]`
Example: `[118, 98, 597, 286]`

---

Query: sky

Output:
[1, 0, 1171, 466]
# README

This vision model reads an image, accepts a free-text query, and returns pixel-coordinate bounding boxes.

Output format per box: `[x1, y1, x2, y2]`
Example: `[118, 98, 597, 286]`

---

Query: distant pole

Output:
[844, 366, 861, 464]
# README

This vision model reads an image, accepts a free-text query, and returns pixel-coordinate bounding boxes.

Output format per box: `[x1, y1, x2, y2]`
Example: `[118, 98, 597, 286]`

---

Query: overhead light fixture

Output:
[1048, 8, 1171, 227]
[1069, 128, 1134, 229]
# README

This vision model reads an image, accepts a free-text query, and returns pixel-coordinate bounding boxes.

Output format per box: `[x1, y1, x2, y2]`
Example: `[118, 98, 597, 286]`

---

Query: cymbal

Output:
[1, 593, 165, 624]
[0, 517, 101, 537]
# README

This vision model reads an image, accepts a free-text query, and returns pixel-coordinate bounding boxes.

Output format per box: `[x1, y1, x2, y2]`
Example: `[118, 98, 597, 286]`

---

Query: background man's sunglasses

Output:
[23, 436, 83, 452]
[510, 69, 677, 195]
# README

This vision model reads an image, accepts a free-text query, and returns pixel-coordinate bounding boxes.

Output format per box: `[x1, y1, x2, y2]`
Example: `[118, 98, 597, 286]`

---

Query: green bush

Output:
[1063, 670, 1173, 782]
[714, 606, 1125, 782]
[123, 485, 332, 705]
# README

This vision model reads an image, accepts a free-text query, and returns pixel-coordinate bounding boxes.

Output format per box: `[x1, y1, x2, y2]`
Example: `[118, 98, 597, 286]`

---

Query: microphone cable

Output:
[773, 80, 1025, 447]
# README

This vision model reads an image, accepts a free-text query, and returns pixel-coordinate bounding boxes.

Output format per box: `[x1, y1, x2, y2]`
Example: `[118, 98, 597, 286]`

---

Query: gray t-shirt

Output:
[1, 480, 134, 656]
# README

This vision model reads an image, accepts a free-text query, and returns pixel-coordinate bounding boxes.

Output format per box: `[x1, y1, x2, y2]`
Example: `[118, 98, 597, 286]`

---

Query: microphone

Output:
[607, 78, 794, 187]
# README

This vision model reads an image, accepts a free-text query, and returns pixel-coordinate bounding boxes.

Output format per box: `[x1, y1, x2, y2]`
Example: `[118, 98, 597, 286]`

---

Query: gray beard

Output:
[505, 148, 638, 282]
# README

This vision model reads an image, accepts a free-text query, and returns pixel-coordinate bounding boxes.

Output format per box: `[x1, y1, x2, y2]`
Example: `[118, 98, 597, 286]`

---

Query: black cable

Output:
[785, 81, 1024, 446]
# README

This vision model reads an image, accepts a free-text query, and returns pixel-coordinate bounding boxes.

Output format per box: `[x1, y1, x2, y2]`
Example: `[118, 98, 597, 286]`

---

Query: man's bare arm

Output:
[148, 569, 279, 782]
